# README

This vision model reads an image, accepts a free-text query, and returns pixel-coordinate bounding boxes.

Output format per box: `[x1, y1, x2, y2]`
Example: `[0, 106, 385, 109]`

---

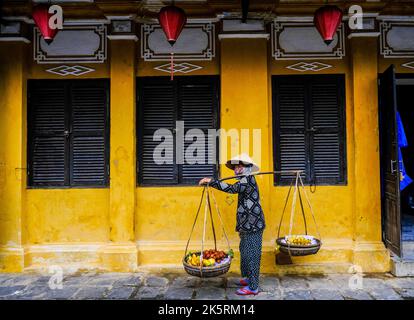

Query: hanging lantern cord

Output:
[170, 52, 174, 81]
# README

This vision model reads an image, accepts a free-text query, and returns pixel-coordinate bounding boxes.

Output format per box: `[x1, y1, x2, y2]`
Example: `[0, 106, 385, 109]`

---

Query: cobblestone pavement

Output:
[0, 271, 413, 300]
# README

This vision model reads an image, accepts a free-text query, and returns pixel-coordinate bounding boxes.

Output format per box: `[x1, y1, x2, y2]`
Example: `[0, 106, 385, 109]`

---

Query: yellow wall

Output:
[0, 43, 27, 271]
[0, 33, 401, 273]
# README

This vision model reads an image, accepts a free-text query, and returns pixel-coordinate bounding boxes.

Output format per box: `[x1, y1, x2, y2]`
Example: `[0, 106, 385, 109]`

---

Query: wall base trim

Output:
[0, 240, 391, 274]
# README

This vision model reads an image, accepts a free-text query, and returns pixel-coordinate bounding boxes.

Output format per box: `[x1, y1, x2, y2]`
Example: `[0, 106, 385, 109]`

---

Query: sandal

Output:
[236, 286, 259, 296]
[236, 278, 249, 286]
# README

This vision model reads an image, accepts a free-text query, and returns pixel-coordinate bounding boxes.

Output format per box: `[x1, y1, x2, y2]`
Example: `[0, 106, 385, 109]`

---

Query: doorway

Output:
[379, 66, 414, 260]
[396, 78, 414, 260]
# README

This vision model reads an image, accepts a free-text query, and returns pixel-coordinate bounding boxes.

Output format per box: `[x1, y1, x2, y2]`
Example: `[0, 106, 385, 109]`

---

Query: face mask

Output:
[235, 165, 252, 179]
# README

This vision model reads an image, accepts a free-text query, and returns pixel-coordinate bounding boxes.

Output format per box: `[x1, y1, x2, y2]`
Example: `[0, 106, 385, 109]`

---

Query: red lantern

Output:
[32, 4, 59, 44]
[158, 5, 187, 80]
[313, 5, 343, 45]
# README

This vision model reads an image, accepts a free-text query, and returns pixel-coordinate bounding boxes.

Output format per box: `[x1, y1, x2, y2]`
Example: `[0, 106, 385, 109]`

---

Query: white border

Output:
[0, 37, 30, 44]
[218, 33, 269, 40]
[33, 25, 107, 64]
[348, 32, 380, 39]
[141, 23, 215, 61]
[271, 22, 346, 60]
[107, 35, 138, 41]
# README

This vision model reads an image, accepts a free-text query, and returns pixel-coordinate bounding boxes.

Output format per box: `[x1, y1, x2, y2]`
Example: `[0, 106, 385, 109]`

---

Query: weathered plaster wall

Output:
[0, 34, 396, 273]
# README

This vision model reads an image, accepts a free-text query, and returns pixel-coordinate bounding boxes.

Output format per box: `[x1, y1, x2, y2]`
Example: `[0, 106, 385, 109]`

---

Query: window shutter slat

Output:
[142, 134, 175, 183]
[142, 84, 175, 130]
[279, 84, 306, 130]
[138, 79, 177, 184]
[180, 83, 215, 129]
[275, 81, 308, 184]
[181, 131, 216, 182]
[180, 79, 217, 183]
[311, 83, 339, 129]
[310, 80, 344, 183]
[313, 133, 340, 179]
[31, 86, 66, 133]
[29, 82, 67, 186]
[32, 136, 66, 185]
[70, 82, 108, 186]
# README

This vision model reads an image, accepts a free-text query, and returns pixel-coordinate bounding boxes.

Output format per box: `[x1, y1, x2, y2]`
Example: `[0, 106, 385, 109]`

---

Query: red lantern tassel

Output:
[170, 52, 174, 81]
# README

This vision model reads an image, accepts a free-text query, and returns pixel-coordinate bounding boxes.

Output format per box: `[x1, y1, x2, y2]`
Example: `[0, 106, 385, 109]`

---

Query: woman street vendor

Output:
[199, 153, 266, 296]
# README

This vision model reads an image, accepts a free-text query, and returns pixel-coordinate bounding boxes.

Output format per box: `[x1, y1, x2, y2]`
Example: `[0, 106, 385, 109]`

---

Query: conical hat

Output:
[225, 153, 259, 173]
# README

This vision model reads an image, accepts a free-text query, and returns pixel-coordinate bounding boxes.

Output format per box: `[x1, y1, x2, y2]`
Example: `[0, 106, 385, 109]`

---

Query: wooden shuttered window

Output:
[28, 80, 109, 187]
[137, 76, 219, 186]
[272, 75, 346, 186]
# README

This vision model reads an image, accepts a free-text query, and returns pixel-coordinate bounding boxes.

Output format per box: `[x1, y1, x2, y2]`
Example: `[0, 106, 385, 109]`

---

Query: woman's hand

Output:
[199, 177, 212, 185]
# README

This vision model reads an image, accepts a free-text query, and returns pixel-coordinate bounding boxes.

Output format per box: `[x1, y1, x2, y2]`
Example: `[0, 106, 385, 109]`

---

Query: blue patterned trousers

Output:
[239, 230, 263, 291]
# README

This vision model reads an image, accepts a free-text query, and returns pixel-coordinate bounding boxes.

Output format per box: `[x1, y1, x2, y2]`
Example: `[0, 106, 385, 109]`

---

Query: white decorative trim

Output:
[135, 17, 219, 24]
[377, 16, 414, 21]
[154, 62, 203, 74]
[141, 23, 215, 61]
[106, 15, 137, 21]
[274, 16, 314, 22]
[218, 33, 269, 40]
[401, 61, 414, 70]
[348, 32, 380, 39]
[34, 25, 107, 64]
[0, 37, 30, 44]
[222, 19, 265, 32]
[61, 19, 111, 26]
[45, 65, 95, 76]
[107, 35, 138, 41]
[1, 16, 33, 24]
[380, 21, 414, 58]
[271, 22, 346, 60]
[286, 61, 332, 72]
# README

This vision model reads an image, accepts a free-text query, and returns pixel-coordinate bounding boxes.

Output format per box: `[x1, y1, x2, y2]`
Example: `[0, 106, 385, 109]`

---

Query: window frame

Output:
[272, 74, 347, 186]
[27, 79, 110, 189]
[136, 76, 220, 187]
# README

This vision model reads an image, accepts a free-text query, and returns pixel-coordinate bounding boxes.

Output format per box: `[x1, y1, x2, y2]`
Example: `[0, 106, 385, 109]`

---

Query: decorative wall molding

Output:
[218, 33, 269, 40]
[141, 23, 215, 61]
[286, 61, 332, 72]
[34, 25, 107, 64]
[0, 21, 30, 43]
[154, 62, 203, 74]
[45, 65, 95, 76]
[402, 61, 414, 70]
[380, 21, 414, 58]
[348, 32, 380, 39]
[271, 21, 345, 60]
[222, 19, 265, 32]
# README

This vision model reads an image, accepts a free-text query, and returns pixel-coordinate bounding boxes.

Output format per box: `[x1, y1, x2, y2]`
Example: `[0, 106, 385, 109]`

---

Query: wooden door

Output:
[379, 65, 402, 257]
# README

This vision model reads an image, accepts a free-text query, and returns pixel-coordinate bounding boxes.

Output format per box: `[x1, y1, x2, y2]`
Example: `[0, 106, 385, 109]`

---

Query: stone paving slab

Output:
[0, 271, 413, 300]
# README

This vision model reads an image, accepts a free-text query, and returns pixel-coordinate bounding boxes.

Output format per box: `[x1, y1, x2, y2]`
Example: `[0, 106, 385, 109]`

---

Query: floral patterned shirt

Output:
[209, 175, 265, 233]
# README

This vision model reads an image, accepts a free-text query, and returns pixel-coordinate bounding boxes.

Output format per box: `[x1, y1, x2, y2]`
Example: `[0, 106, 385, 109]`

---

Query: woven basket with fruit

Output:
[276, 235, 321, 256]
[276, 172, 322, 257]
[183, 186, 233, 278]
[183, 249, 234, 278]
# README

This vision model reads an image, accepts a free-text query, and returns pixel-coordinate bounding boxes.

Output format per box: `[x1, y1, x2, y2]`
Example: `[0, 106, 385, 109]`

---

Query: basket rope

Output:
[184, 185, 232, 271]
[276, 171, 322, 256]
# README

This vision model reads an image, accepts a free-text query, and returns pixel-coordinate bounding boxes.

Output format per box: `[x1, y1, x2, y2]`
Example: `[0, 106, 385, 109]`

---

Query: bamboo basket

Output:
[276, 237, 321, 256]
[183, 186, 233, 278]
[183, 253, 232, 278]
[276, 171, 322, 257]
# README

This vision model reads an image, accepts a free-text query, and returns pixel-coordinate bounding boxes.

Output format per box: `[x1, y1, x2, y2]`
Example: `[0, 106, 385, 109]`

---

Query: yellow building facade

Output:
[1, 1, 414, 274]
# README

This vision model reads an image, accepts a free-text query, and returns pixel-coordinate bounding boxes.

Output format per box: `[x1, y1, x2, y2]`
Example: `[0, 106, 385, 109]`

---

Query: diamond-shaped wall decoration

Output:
[286, 61, 332, 72]
[45, 65, 95, 76]
[154, 62, 203, 74]
[402, 61, 414, 70]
